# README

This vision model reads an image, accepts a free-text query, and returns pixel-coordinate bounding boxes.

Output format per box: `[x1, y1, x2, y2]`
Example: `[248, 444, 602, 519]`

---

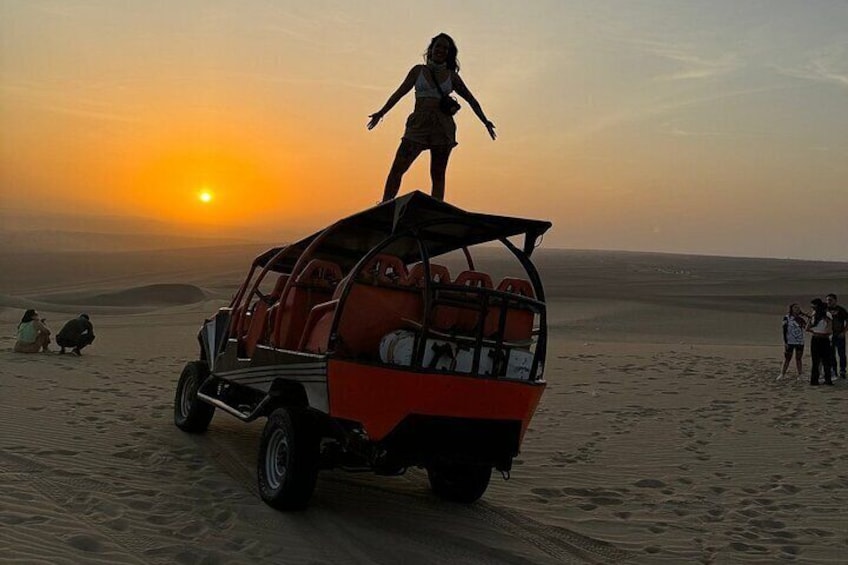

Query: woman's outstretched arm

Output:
[452, 74, 496, 140]
[367, 66, 420, 130]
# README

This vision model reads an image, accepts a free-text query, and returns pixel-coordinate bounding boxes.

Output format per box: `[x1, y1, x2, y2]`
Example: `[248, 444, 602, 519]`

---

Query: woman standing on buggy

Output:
[367, 33, 497, 202]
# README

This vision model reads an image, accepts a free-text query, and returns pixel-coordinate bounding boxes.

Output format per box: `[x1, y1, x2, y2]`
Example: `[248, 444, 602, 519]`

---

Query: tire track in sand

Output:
[201, 432, 634, 564]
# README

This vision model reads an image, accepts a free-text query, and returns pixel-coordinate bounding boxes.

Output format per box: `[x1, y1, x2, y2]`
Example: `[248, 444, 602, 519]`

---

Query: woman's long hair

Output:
[811, 300, 827, 327]
[787, 303, 805, 328]
[19, 309, 37, 328]
[425, 33, 460, 72]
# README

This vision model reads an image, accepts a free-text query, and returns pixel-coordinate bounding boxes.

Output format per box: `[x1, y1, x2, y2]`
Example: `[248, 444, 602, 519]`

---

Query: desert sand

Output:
[1, 244, 846, 564]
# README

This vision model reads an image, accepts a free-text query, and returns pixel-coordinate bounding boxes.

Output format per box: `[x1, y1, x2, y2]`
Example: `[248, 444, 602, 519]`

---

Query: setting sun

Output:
[199, 190, 213, 203]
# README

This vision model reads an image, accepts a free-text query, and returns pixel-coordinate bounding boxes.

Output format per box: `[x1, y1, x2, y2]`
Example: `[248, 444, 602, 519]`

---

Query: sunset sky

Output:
[1, 1, 846, 260]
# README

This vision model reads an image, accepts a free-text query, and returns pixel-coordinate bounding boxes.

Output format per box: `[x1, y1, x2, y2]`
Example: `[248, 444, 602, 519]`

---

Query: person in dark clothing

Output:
[806, 299, 833, 386]
[825, 293, 847, 379]
[56, 313, 95, 356]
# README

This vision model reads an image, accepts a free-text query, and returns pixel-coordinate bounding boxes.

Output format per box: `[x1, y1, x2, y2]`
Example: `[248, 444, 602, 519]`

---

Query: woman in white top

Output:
[779, 303, 806, 380]
[367, 33, 496, 202]
[806, 298, 833, 386]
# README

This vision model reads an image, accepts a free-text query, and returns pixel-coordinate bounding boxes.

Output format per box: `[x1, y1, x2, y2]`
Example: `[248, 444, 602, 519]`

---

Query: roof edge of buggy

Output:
[255, 190, 552, 273]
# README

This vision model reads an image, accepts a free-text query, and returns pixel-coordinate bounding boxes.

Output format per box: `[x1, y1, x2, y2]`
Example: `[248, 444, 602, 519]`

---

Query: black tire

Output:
[174, 361, 215, 433]
[427, 463, 492, 503]
[257, 408, 320, 511]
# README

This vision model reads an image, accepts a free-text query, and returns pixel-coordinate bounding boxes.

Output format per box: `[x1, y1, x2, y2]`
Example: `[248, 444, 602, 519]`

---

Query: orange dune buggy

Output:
[174, 191, 551, 510]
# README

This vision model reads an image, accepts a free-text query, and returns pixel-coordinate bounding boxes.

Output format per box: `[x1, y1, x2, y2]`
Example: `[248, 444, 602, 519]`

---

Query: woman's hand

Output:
[367, 111, 384, 130]
[485, 120, 496, 140]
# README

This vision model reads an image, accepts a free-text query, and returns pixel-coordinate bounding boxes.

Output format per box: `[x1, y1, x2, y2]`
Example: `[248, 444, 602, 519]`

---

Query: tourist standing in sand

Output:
[14, 309, 51, 353]
[56, 314, 95, 356]
[367, 33, 496, 202]
[825, 293, 847, 379]
[807, 299, 833, 386]
[779, 303, 806, 380]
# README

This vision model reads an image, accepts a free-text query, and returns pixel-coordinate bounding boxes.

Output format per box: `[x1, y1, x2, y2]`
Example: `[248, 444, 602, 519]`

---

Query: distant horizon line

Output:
[0, 227, 845, 264]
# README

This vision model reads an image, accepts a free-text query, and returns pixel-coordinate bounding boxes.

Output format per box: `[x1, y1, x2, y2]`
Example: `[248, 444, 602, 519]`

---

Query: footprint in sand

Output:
[729, 541, 768, 554]
[65, 533, 106, 553]
[633, 478, 665, 489]
[749, 518, 785, 530]
[530, 487, 563, 498]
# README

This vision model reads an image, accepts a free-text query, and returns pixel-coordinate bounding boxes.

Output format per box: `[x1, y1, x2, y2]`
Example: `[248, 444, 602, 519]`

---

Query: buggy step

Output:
[196, 391, 272, 422]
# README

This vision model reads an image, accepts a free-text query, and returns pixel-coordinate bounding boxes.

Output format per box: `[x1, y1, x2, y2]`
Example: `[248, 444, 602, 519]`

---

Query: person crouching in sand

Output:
[14, 309, 52, 353]
[56, 313, 95, 356]
[779, 303, 806, 380]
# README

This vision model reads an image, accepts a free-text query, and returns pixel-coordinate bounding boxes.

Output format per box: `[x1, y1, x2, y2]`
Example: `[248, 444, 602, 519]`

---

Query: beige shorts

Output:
[14, 341, 43, 353]
[403, 107, 457, 148]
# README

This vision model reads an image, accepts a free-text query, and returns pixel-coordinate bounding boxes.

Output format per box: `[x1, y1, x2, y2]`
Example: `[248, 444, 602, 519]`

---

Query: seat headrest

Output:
[454, 270, 493, 289]
[406, 263, 451, 286]
[295, 259, 343, 287]
[359, 254, 409, 285]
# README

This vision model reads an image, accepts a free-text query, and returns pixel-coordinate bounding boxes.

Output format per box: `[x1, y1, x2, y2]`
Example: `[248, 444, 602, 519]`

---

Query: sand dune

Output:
[1, 247, 846, 563]
[36, 284, 208, 308]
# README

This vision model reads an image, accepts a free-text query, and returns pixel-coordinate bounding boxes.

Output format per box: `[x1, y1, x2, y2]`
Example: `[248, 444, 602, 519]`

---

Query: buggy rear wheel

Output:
[427, 463, 492, 503]
[174, 361, 215, 433]
[257, 408, 320, 511]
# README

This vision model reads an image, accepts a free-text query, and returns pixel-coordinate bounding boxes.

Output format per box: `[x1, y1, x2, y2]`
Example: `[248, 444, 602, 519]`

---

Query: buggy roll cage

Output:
[227, 192, 551, 380]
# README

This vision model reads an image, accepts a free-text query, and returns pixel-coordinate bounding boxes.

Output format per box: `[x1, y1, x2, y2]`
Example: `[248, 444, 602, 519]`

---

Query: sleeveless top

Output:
[810, 314, 832, 335]
[414, 67, 453, 99]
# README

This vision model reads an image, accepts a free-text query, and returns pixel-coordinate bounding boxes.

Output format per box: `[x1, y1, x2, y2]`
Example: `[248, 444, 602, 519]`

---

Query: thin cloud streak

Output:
[1, 81, 142, 123]
[570, 84, 799, 138]
[772, 40, 848, 89]
[618, 36, 742, 82]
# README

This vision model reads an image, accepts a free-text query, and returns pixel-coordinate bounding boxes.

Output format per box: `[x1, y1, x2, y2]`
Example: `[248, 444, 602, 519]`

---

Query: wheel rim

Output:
[180, 372, 197, 417]
[265, 428, 290, 490]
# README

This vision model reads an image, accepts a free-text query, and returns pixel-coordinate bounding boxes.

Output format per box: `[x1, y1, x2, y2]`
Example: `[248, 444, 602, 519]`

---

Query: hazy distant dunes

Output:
[0, 284, 208, 316]
[38, 283, 208, 307]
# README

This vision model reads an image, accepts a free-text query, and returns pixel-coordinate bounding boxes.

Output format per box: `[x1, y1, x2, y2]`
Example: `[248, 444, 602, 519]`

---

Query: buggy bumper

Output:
[326, 360, 545, 444]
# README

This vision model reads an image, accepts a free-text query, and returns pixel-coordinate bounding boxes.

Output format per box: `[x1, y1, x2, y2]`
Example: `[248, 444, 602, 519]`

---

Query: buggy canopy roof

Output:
[256, 191, 552, 274]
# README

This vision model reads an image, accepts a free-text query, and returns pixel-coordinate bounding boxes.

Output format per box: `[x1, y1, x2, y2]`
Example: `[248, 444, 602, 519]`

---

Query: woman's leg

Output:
[429, 144, 453, 201]
[811, 339, 823, 384]
[822, 344, 833, 384]
[795, 347, 804, 375]
[36, 332, 50, 352]
[382, 139, 425, 202]
[780, 347, 791, 377]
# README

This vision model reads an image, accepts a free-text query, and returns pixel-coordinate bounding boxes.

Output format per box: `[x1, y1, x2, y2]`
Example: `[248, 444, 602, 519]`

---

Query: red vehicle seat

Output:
[432, 270, 493, 334]
[272, 259, 342, 350]
[301, 254, 422, 358]
[485, 277, 536, 342]
[244, 300, 271, 357]
[233, 273, 290, 340]
[405, 263, 451, 286]
[299, 299, 339, 353]
[359, 254, 409, 285]
[454, 271, 493, 289]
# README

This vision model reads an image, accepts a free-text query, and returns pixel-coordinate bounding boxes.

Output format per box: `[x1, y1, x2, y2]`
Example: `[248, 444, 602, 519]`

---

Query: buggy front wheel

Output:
[174, 361, 215, 433]
[257, 408, 320, 511]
